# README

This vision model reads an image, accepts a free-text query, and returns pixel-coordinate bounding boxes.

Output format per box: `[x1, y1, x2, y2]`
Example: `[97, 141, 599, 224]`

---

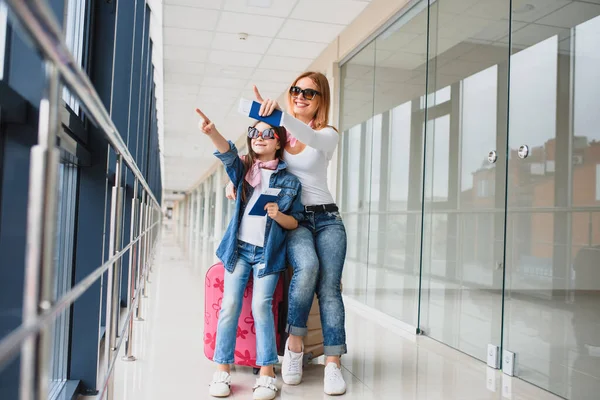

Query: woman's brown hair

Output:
[286, 71, 336, 131]
[240, 123, 287, 203]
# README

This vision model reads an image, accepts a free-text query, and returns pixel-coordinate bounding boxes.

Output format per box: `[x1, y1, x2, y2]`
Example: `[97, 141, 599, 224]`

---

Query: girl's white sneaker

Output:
[209, 371, 232, 398]
[253, 375, 278, 400]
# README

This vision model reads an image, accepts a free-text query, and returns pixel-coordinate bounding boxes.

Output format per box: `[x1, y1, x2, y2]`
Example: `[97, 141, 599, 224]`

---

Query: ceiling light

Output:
[238, 32, 248, 40]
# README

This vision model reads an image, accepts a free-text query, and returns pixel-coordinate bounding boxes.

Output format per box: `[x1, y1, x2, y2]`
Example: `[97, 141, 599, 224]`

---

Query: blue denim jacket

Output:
[214, 141, 303, 277]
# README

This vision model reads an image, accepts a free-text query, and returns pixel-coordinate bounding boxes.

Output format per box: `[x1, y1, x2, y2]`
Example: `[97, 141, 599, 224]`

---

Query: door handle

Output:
[518, 145, 529, 159]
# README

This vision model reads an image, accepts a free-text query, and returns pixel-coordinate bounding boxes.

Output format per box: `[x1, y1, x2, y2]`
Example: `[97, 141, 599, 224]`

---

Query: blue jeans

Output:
[286, 210, 347, 356]
[213, 241, 280, 366]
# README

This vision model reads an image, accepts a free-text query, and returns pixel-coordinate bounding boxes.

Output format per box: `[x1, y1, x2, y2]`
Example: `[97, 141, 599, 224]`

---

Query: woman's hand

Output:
[264, 202, 280, 219]
[196, 108, 218, 135]
[226, 181, 237, 200]
[254, 85, 281, 117]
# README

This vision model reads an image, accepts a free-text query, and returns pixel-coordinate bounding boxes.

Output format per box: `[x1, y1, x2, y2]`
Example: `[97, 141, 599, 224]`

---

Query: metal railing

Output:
[0, 1, 162, 400]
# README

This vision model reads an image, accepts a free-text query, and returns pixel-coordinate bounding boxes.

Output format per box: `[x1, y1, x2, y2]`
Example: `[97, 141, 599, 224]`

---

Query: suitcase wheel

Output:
[253, 367, 260, 375]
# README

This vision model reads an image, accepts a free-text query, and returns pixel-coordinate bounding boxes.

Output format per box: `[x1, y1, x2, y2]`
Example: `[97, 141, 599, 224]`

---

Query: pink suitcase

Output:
[204, 262, 285, 372]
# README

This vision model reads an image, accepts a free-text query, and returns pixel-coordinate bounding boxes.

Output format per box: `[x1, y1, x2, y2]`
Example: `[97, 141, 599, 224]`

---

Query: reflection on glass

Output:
[340, 39, 375, 305]
[49, 164, 78, 396]
[338, 2, 600, 396]
[63, 0, 87, 114]
[419, 0, 510, 362]
[0, 3, 7, 81]
[504, 6, 600, 399]
[339, 1, 428, 325]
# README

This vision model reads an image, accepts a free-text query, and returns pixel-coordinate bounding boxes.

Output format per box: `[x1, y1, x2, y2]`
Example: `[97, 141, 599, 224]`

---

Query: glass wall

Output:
[339, 2, 429, 325]
[49, 162, 78, 398]
[339, 0, 600, 398]
[419, 0, 511, 363]
[503, 5, 600, 399]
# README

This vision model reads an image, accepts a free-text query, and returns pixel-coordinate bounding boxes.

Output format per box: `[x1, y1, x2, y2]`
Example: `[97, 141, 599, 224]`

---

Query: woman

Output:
[228, 72, 348, 396]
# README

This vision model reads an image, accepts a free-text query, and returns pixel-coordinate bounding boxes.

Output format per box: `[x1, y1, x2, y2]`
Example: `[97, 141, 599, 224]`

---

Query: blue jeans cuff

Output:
[324, 344, 347, 357]
[213, 358, 234, 365]
[286, 324, 308, 337]
[256, 358, 280, 366]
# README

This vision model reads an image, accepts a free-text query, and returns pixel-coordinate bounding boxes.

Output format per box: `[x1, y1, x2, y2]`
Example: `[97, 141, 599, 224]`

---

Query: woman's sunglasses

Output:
[248, 126, 279, 140]
[289, 86, 321, 101]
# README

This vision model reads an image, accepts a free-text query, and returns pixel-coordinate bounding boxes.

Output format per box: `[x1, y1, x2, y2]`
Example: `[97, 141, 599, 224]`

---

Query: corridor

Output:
[111, 225, 560, 400]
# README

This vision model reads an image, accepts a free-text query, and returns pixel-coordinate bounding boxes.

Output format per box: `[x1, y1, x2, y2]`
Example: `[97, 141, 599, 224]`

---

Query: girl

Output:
[226, 73, 349, 396]
[196, 108, 303, 400]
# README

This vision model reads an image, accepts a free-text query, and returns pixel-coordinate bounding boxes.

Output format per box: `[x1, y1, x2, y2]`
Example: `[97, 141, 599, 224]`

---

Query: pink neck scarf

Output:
[286, 119, 315, 148]
[244, 157, 279, 188]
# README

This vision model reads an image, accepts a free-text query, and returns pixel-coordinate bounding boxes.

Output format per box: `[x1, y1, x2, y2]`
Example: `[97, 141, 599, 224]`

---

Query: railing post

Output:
[20, 61, 61, 400]
[122, 179, 139, 362]
[103, 155, 124, 400]
[148, 204, 152, 281]
[142, 199, 151, 296]
[135, 192, 147, 321]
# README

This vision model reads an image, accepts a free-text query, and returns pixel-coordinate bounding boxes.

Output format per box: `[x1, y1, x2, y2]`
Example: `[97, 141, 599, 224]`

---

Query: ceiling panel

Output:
[161, 0, 373, 191]
[536, 1, 600, 28]
[267, 39, 328, 58]
[164, 83, 200, 94]
[209, 50, 263, 67]
[200, 76, 248, 89]
[500, 23, 569, 47]
[204, 63, 257, 79]
[164, 60, 206, 75]
[212, 32, 273, 53]
[164, 5, 220, 30]
[164, 73, 206, 85]
[223, 0, 298, 17]
[163, 46, 209, 62]
[291, 0, 369, 25]
[511, 0, 571, 23]
[258, 55, 312, 71]
[251, 69, 298, 83]
[278, 20, 345, 43]
[163, 27, 213, 47]
[216, 12, 285, 37]
[164, 0, 224, 9]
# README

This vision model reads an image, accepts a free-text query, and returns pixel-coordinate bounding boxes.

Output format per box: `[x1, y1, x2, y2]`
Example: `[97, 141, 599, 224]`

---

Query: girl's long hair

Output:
[241, 123, 287, 203]
[286, 71, 337, 131]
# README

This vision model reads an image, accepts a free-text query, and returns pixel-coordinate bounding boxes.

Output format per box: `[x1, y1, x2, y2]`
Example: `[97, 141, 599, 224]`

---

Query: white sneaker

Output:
[253, 375, 278, 400]
[209, 370, 232, 398]
[281, 338, 303, 385]
[324, 363, 347, 396]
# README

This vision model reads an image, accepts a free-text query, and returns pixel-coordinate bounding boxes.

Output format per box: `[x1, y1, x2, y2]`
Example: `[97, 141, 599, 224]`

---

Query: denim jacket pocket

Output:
[276, 187, 298, 212]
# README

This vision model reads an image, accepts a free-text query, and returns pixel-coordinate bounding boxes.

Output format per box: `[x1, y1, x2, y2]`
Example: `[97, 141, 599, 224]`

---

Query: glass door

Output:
[418, 0, 512, 362]
[503, 3, 600, 398]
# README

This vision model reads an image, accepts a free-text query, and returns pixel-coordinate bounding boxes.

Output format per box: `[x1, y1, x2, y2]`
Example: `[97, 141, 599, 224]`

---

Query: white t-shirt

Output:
[238, 168, 275, 247]
[281, 112, 338, 206]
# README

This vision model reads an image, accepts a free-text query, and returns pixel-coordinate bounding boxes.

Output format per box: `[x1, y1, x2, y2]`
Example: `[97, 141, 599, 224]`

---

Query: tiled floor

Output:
[112, 226, 563, 399]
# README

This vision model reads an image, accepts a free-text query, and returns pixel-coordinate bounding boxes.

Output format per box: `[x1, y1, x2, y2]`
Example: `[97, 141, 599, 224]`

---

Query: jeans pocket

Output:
[326, 211, 343, 222]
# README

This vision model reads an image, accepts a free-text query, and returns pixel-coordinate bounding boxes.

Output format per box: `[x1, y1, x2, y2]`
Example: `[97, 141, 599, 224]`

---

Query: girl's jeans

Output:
[213, 241, 280, 366]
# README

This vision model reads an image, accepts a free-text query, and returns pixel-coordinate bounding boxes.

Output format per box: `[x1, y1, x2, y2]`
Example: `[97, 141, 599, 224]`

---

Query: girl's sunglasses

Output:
[289, 86, 320, 101]
[248, 126, 279, 140]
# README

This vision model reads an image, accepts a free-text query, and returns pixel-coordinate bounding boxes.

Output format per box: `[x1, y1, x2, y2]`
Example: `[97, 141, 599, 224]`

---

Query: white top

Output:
[238, 168, 275, 247]
[281, 112, 338, 206]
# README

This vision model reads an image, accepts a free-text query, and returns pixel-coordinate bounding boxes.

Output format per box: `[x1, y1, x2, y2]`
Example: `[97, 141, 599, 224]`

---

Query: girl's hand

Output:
[226, 182, 237, 200]
[196, 108, 217, 135]
[253, 85, 280, 117]
[264, 202, 279, 219]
